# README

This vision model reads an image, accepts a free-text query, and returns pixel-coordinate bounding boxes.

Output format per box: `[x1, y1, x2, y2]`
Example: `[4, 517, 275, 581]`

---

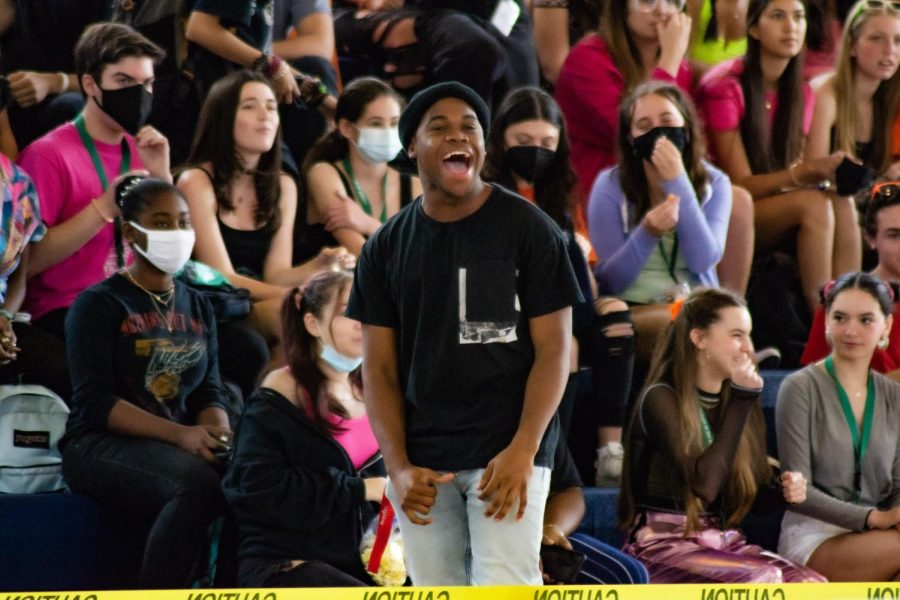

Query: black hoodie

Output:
[222, 387, 383, 584]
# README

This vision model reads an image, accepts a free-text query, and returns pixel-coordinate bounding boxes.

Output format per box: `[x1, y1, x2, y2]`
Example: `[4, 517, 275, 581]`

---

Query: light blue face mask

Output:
[320, 344, 363, 373]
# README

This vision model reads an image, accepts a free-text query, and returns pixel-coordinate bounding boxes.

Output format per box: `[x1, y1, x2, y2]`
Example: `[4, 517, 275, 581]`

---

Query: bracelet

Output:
[0, 309, 14, 321]
[788, 161, 802, 187]
[57, 72, 69, 95]
[90, 198, 114, 224]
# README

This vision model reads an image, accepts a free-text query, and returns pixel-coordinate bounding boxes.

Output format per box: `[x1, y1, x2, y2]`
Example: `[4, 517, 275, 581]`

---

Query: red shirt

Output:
[801, 304, 900, 372]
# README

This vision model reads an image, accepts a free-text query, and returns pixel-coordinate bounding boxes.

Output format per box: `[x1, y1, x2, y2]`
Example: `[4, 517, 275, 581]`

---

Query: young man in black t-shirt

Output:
[347, 82, 581, 586]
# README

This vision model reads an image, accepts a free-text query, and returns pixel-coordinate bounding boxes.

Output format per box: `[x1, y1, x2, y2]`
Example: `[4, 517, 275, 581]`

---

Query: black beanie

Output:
[398, 81, 491, 154]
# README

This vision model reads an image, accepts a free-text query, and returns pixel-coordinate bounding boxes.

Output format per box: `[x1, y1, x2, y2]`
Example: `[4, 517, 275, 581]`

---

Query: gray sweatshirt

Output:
[776, 364, 900, 531]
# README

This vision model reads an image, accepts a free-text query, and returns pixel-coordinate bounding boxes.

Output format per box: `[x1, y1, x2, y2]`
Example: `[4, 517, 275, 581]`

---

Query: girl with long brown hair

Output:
[805, 0, 900, 179]
[223, 270, 384, 587]
[698, 0, 857, 315]
[619, 287, 825, 582]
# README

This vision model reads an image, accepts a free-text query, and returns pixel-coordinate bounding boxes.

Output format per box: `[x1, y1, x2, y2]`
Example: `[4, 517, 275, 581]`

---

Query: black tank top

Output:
[191, 166, 274, 280]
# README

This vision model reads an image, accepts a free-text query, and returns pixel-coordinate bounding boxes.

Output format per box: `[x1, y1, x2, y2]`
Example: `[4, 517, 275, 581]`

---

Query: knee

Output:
[172, 458, 224, 507]
[592, 299, 634, 356]
[731, 185, 754, 223]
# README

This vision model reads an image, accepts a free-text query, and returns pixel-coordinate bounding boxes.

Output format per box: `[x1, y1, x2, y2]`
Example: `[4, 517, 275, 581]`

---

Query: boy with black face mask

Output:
[17, 23, 169, 342]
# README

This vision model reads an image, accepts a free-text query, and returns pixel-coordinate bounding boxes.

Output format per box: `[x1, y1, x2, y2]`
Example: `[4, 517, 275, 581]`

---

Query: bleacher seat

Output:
[0, 370, 796, 591]
[0, 492, 147, 591]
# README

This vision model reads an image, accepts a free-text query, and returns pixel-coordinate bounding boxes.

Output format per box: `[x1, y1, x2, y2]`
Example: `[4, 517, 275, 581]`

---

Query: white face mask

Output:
[128, 222, 195, 274]
[355, 126, 403, 164]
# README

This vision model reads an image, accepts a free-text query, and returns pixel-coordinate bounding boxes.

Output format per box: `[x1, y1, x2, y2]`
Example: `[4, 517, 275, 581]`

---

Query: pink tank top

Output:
[327, 412, 379, 470]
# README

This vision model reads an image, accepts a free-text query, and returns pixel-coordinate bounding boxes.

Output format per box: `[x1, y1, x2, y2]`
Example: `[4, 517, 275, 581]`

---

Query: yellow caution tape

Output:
[4, 583, 898, 600]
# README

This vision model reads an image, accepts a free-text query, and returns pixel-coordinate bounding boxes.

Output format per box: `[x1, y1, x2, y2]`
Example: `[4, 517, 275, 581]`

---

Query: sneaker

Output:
[754, 347, 782, 370]
[594, 442, 624, 487]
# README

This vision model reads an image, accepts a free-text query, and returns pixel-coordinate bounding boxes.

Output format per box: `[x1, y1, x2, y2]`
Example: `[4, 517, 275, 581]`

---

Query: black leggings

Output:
[62, 432, 225, 588]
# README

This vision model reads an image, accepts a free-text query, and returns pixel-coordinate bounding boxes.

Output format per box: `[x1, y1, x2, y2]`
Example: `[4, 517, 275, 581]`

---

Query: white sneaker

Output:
[594, 442, 624, 487]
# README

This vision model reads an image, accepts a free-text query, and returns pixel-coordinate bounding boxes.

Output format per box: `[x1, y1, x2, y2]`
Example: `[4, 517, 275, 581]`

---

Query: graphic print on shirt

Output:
[458, 261, 520, 344]
[135, 338, 206, 402]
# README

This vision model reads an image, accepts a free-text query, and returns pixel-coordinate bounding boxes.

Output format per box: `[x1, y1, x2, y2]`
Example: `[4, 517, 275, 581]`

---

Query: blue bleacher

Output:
[0, 369, 797, 591]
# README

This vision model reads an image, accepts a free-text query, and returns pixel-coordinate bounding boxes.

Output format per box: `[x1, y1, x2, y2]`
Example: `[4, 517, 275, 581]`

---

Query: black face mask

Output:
[505, 145, 556, 183]
[834, 156, 875, 196]
[95, 83, 153, 135]
[631, 126, 687, 162]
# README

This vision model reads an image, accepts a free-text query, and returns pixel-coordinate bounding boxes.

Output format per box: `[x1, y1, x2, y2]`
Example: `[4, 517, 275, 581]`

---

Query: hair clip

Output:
[114, 174, 145, 208]
[669, 297, 685, 321]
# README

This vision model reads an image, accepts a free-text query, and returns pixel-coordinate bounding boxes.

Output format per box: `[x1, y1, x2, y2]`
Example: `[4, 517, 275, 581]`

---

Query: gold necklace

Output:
[122, 269, 175, 333]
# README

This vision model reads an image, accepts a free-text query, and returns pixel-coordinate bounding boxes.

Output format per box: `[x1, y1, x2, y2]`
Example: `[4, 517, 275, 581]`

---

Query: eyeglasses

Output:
[632, 0, 687, 13]
[849, 0, 900, 26]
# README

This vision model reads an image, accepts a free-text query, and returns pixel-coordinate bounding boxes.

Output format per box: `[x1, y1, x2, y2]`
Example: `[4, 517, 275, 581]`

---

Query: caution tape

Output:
[3, 583, 897, 600]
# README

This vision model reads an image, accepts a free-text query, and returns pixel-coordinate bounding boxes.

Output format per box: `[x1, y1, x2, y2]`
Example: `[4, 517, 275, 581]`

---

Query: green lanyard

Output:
[823, 356, 876, 502]
[658, 232, 680, 283]
[73, 113, 131, 268]
[341, 158, 388, 224]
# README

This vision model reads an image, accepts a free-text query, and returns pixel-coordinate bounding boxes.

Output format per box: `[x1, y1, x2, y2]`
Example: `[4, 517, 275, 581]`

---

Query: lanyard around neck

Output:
[73, 114, 131, 189]
[823, 355, 875, 501]
[659, 232, 680, 283]
[342, 157, 388, 224]
[73, 113, 131, 268]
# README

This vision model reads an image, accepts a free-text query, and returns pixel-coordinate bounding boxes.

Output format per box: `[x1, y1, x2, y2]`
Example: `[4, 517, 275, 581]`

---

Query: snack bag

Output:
[360, 496, 407, 586]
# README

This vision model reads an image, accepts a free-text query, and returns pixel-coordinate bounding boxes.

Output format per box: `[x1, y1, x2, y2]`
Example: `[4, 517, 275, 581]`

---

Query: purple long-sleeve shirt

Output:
[588, 162, 732, 296]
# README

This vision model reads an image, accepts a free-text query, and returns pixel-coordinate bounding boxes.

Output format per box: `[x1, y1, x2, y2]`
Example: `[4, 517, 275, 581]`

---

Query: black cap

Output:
[398, 81, 490, 155]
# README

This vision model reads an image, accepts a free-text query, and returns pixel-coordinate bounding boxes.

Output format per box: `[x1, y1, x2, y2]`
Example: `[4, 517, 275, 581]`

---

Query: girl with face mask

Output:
[589, 82, 732, 366]
[484, 87, 636, 491]
[60, 178, 232, 588]
[223, 270, 385, 588]
[298, 77, 422, 261]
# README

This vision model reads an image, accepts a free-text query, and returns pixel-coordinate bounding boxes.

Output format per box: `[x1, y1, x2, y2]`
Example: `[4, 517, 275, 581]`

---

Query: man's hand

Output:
[477, 442, 535, 522]
[8, 71, 57, 107]
[392, 464, 454, 525]
[134, 126, 172, 182]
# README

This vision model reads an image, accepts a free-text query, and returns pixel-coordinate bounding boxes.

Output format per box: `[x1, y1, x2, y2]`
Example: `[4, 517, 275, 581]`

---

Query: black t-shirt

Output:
[347, 184, 582, 471]
[61, 274, 226, 447]
[0, 0, 109, 73]
[187, 0, 275, 98]
[550, 437, 582, 493]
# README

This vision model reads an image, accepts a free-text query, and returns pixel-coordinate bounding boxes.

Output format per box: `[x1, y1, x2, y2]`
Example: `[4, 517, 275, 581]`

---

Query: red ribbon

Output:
[366, 494, 395, 574]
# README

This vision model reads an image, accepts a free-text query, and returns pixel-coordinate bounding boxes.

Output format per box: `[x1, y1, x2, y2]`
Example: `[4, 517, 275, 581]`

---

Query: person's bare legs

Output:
[753, 189, 834, 315]
[807, 529, 900, 581]
[717, 185, 754, 295]
[828, 191, 862, 278]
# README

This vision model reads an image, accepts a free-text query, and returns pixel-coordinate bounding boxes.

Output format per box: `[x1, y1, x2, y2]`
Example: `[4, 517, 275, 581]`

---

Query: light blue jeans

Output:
[386, 466, 551, 586]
